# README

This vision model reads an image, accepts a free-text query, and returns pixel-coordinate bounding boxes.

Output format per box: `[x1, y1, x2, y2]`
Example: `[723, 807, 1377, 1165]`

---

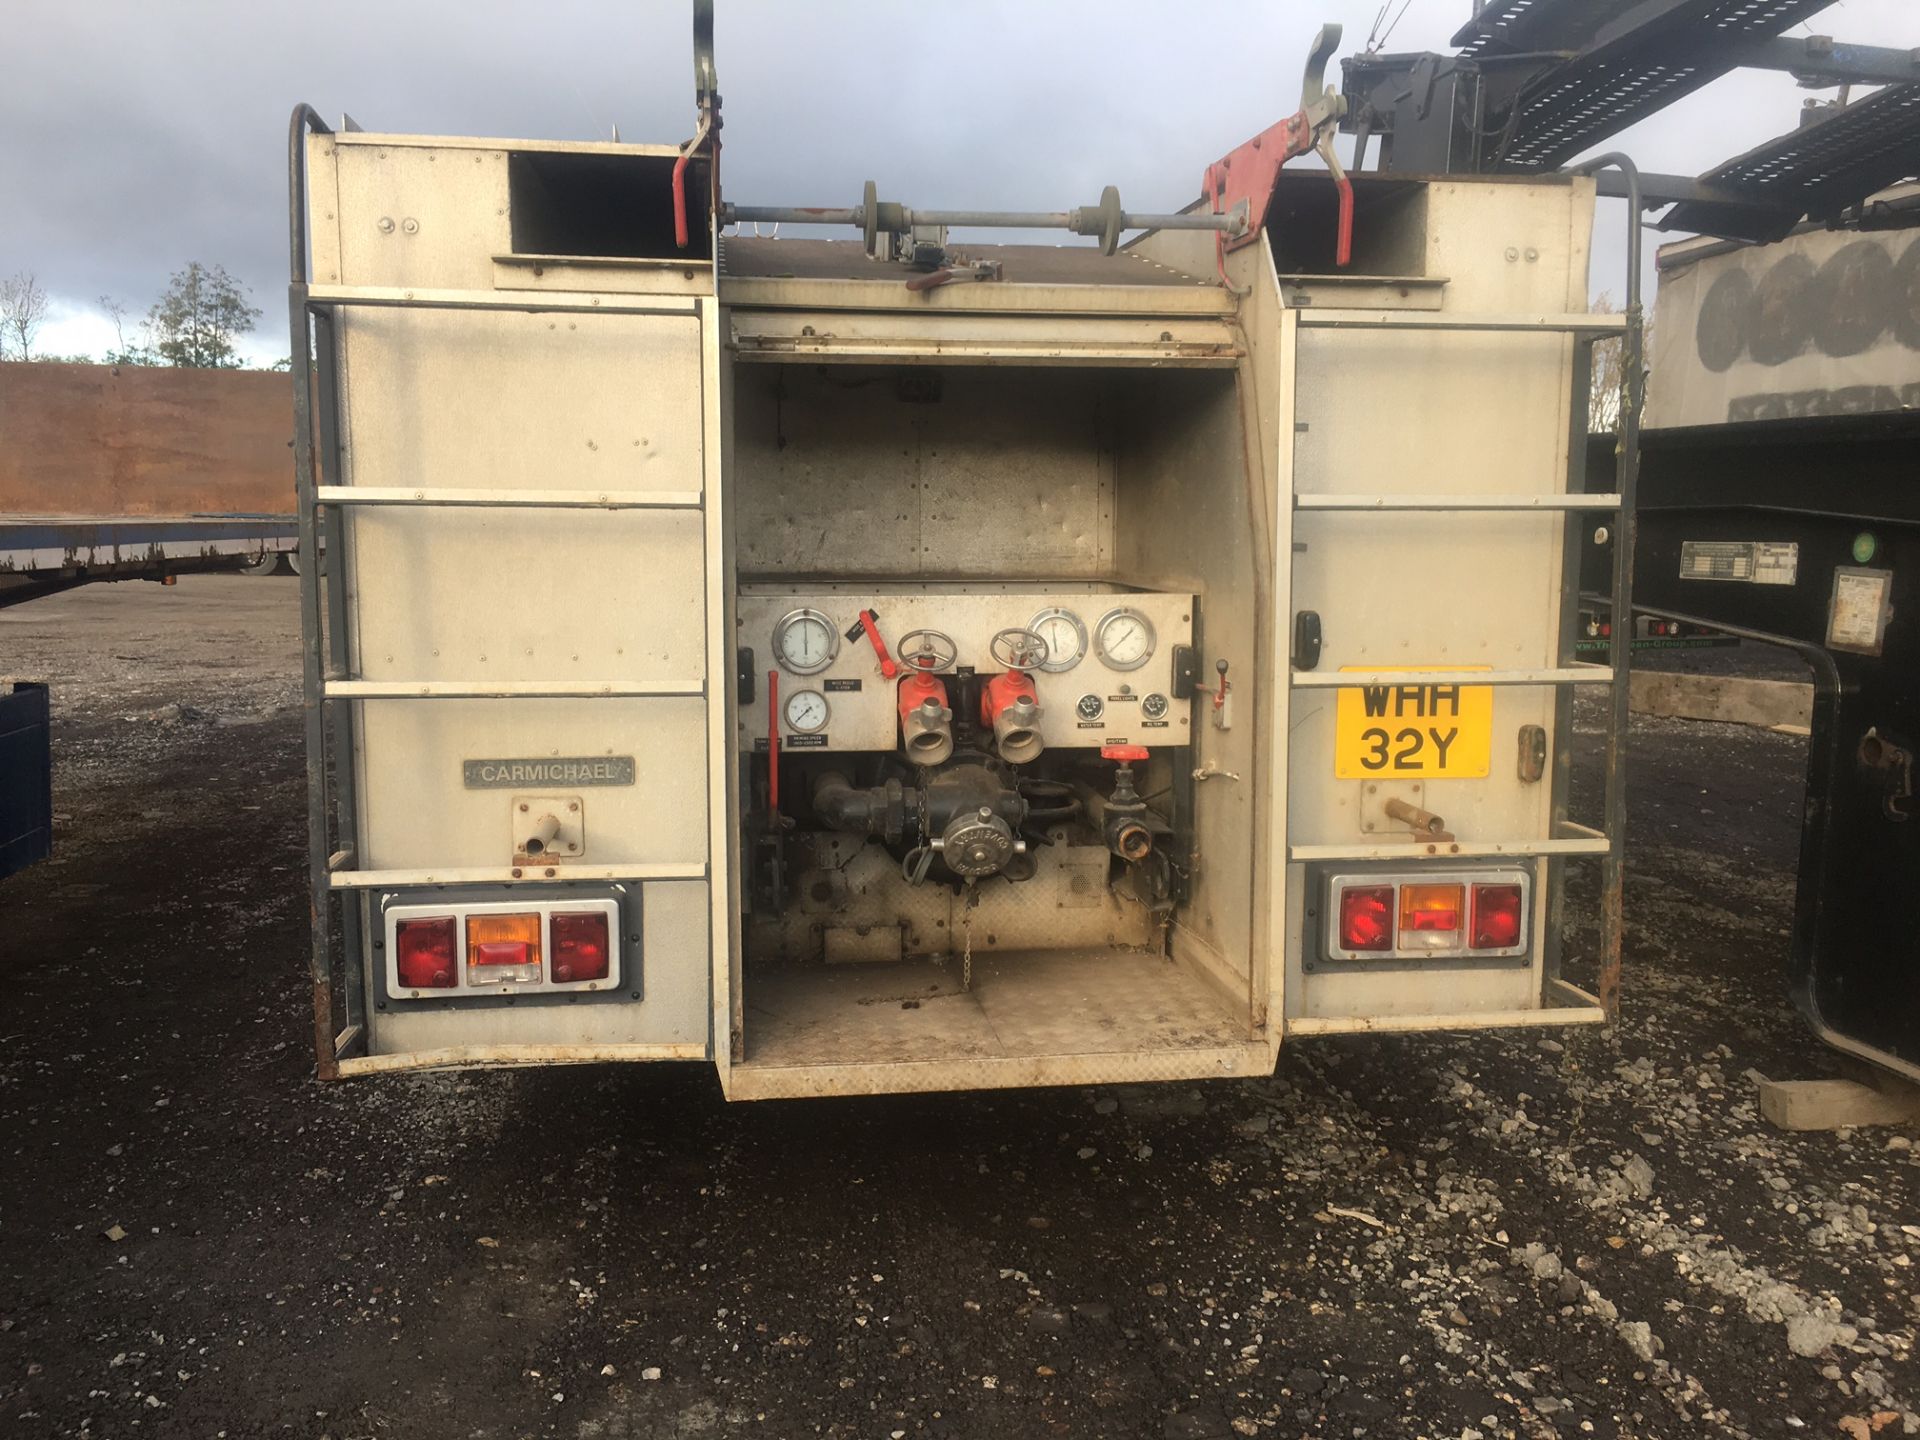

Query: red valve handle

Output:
[1101, 744, 1150, 762]
[1333, 170, 1354, 268]
[673, 150, 692, 249]
[857, 609, 899, 679]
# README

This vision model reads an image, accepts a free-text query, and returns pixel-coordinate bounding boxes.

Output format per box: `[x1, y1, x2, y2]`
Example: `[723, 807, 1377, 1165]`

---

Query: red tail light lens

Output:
[1470, 884, 1525, 950]
[395, 917, 457, 989]
[1338, 886, 1394, 952]
[550, 910, 611, 983]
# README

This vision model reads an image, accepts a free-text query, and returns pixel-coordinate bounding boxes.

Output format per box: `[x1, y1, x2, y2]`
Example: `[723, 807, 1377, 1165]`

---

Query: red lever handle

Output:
[857, 609, 898, 679]
[673, 149, 692, 249]
[1102, 744, 1150, 762]
[1334, 170, 1354, 268]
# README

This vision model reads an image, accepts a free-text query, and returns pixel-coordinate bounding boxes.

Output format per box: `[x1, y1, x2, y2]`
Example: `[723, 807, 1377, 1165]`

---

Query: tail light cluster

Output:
[1327, 870, 1531, 961]
[385, 897, 621, 1000]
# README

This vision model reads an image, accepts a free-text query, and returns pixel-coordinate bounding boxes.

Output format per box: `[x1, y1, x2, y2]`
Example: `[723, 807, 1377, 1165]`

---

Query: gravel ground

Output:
[1, 576, 1916, 1440]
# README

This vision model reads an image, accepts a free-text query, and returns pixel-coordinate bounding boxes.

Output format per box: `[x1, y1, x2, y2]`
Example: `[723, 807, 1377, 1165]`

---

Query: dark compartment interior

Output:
[508, 150, 713, 261]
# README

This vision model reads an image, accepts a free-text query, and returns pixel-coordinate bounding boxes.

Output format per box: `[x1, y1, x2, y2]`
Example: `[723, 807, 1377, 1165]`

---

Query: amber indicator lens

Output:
[466, 913, 542, 985]
[1398, 883, 1464, 949]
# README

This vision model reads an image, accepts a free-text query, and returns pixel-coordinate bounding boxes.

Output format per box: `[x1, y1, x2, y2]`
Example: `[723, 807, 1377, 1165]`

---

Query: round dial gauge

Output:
[1094, 606, 1157, 672]
[784, 689, 829, 734]
[1027, 607, 1088, 673]
[772, 608, 838, 675]
[1142, 692, 1170, 720]
[1076, 693, 1106, 722]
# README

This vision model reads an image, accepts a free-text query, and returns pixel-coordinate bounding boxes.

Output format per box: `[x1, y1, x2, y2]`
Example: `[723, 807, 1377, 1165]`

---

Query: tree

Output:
[1587, 292, 1655, 434]
[100, 294, 158, 366]
[146, 262, 261, 368]
[0, 271, 49, 361]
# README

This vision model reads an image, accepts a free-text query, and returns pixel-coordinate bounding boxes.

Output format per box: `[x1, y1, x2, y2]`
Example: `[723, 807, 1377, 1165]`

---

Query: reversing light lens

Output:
[1471, 883, 1525, 950]
[1338, 886, 1394, 952]
[1399, 883, 1465, 950]
[395, 916, 457, 989]
[550, 911, 611, 983]
[466, 913, 542, 985]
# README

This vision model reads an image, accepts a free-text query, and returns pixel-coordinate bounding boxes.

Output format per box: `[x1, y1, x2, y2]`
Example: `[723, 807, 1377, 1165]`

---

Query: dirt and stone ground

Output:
[1, 576, 1916, 1439]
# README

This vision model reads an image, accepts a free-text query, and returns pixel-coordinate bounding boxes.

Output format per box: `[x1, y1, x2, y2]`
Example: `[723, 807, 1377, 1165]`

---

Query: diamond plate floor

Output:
[741, 949, 1250, 1068]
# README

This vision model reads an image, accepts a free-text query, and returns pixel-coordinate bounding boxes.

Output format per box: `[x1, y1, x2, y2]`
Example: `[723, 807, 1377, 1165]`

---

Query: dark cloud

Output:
[3, 0, 1912, 342]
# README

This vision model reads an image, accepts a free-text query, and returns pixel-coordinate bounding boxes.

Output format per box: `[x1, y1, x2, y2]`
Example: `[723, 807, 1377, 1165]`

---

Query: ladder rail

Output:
[1575, 152, 1647, 1020]
[1295, 309, 1627, 334]
[289, 103, 348, 1078]
[1292, 666, 1609, 690]
[1295, 492, 1620, 512]
[303, 283, 699, 318]
[329, 862, 708, 891]
[1289, 821, 1610, 863]
[316, 485, 704, 511]
[324, 679, 705, 700]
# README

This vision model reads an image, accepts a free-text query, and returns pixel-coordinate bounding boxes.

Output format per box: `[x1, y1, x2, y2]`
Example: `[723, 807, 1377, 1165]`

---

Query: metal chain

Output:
[961, 887, 979, 991]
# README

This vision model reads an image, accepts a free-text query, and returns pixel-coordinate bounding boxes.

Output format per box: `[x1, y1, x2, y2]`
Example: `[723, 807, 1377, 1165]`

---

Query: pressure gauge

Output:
[1094, 606, 1156, 672]
[784, 688, 830, 734]
[772, 608, 838, 675]
[1027, 606, 1087, 673]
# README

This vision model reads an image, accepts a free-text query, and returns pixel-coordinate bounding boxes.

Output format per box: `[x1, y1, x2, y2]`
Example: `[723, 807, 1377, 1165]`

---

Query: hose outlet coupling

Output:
[981, 671, 1044, 765]
[1100, 745, 1154, 862]
[897, 673, 954, 766]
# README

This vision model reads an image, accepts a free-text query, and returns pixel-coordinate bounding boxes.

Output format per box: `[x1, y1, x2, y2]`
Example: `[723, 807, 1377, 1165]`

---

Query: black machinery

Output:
[1348, 0, 1920, 1078]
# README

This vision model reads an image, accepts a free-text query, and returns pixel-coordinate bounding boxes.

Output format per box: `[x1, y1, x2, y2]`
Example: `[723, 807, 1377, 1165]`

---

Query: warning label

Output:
[1679, 541, 1798, 586]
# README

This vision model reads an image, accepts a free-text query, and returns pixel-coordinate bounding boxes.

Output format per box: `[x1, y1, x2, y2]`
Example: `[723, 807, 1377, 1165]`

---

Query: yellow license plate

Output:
[1334, 667, 1493, 779]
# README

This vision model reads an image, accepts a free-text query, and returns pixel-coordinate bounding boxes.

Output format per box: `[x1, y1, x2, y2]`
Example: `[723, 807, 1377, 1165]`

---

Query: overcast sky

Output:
[5, 0, 1916, 366]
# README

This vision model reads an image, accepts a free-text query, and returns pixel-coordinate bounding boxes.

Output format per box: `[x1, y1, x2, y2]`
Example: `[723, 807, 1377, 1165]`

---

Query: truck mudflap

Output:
[0, 683, 53, 880]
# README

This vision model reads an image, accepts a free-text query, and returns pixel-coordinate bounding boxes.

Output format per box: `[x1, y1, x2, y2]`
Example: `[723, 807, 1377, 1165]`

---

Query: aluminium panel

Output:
[1111, 365, 1263, 994]
[350, 508, 706, 687]
[332, 143, 512, 291]
[337, 309, 706, 496]
[356, 697, 708, 872]
[728, 365, 1116, 577]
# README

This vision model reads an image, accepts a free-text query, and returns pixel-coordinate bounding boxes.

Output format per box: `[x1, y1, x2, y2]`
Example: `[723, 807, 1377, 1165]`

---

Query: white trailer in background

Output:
[288, 15, 1640, 1095]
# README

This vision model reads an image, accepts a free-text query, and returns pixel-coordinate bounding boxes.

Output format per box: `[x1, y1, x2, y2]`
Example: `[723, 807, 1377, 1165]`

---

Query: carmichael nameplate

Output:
[463, 756, 636, 789]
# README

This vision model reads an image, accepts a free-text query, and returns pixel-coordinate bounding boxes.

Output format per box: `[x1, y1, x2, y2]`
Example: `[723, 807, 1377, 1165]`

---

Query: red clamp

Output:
[849, 608, 899, 679]
[1101, 745, 1150, 763]
[1202, 24, 1351, 271]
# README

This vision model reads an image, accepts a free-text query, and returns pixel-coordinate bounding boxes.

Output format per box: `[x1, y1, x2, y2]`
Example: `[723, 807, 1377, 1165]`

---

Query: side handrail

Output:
[287, 103, 339, 1077]
[1567, 151, 1645, 1021]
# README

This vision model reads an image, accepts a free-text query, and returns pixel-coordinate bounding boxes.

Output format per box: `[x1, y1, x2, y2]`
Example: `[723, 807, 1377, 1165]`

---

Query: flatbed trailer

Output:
[0, 515, 297, 607]
[0, 363, 301, 877]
